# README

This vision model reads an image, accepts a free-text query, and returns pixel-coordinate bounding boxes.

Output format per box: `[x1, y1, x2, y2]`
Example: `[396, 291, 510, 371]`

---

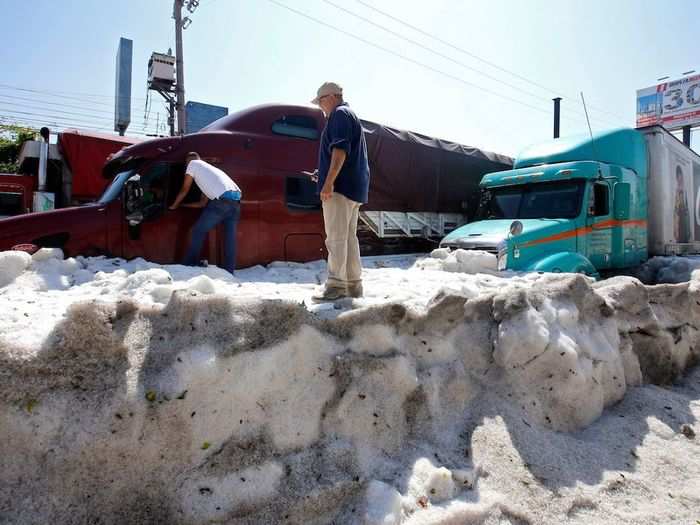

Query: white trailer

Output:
[641, 126, 700, 255]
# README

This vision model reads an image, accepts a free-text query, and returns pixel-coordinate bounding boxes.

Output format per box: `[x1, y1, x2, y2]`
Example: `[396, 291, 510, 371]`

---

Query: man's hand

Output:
[170, 174, 194, 211]
[302, 169, 319, 183]
[320, 183, 333, 201]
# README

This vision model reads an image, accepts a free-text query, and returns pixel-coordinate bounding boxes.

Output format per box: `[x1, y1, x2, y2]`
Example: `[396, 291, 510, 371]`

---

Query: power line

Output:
[0, 107, 162, 135]
[0, 115, 125, 135]
[0, 108, 162, 135]
[267, 0, 566, 121]
[0, 87, 168, 133]
[322, 0, 620, 128]
[0, 100, 163, 127]
[0, 97, 166, 136]
[353, 0, 627, 123]
[0, 107, 118, 126]
[0, 84, 146, 109]
[0, 115, 163, 137]
[0, 83, 147, 101]
[0, 93, 116, 116]
[0, 93, 167, 122]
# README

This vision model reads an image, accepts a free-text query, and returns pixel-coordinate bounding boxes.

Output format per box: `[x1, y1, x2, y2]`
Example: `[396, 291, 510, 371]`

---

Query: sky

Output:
[0, 0, 698, 156]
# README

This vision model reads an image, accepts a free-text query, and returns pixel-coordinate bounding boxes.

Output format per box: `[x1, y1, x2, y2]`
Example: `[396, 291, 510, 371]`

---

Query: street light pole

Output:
[173, 0, 186, 135]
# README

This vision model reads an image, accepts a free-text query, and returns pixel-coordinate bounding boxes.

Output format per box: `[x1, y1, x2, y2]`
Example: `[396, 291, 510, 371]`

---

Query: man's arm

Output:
[169, 174, 194, 210]
[182, 192, 209, 208]
[320, 148, 346, 201]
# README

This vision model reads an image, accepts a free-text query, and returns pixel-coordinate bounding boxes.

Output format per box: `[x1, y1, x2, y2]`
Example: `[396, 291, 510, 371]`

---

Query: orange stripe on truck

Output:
[520, 219, 646, 248]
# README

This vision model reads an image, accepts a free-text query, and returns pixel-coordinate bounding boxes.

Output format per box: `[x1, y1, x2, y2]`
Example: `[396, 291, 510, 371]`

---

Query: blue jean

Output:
[183, 199, 241, 274]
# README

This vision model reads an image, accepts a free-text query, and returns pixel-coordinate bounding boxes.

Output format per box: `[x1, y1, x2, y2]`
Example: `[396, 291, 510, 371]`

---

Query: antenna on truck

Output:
[580, 91, 594, 140]
[581, 91, 603, 181]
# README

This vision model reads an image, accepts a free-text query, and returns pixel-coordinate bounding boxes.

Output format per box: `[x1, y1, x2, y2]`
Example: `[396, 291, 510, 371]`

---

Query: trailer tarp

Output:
[360, 120, 513, 218]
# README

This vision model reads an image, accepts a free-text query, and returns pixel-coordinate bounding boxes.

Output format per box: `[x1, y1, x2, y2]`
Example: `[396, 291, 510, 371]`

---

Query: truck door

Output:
[206, 162, 260, 269]
[162, 160, 260, 270]
[283, 173, 325, 262]
[120, 160, 257, 268]
[257, 168, 325, 264]
[121, 161, 181, 264]
[585, 181, 613, 269]
[613, 168, 644, 268]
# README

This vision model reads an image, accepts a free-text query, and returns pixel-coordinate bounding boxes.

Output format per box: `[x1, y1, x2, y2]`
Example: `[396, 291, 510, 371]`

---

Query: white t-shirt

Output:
[186, 160, 240, 199]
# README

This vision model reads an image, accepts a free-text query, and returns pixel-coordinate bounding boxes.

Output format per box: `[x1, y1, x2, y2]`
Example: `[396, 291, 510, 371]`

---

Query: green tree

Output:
[0, 123, 37, 173]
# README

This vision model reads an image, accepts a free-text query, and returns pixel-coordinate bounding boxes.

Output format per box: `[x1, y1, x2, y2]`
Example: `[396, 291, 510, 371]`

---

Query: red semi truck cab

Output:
[0, 104, 511, 269]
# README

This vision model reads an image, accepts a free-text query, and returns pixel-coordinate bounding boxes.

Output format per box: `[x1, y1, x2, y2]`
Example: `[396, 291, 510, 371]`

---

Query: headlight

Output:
[497, 240, 508, 271]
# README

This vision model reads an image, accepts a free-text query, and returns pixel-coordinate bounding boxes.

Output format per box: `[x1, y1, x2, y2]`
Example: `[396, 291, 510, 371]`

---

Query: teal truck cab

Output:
[441, 126, 700, 278]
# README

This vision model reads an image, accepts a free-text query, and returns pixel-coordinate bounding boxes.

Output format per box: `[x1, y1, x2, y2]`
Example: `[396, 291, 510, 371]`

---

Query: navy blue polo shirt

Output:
[317, 102, 370, 204]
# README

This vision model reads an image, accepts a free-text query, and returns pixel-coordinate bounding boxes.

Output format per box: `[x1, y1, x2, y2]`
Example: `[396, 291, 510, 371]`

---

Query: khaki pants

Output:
[322, 192, 362, 290]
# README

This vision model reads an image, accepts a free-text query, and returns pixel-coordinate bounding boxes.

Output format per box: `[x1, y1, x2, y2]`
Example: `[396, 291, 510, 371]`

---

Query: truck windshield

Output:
[98, 169, 135, 204]
[477, 180, 585, 220]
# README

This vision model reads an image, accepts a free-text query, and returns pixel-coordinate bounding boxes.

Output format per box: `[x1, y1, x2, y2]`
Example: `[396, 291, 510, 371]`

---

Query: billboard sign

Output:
[637, 73, 700, 130]
[114, 37, 133, 134]
[185, 101, 228, 134]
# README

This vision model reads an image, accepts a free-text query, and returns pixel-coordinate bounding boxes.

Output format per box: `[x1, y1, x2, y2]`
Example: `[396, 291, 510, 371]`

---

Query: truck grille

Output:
[441, 242, 499, 254]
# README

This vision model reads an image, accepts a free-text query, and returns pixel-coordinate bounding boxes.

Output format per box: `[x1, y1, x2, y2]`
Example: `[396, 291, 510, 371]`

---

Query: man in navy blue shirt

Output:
[310, 82, 370, 301]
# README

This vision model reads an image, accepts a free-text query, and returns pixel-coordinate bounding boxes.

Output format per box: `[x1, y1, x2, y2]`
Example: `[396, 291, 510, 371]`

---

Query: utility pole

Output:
[173, 0, 186, 135]
[148, 1, 196, 136]
[168, 98, 176, 136]
[172, 0, 198, 135]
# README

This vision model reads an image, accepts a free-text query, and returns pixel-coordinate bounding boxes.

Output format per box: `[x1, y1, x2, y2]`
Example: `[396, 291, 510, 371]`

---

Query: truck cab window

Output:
[477, 181, 583, 220]
[591, 183, 609, 216]
[139, 163, 169, 206]
[125, 163, 172, 221]
[168, 162, 201, 205]
[519, 182, 582, 219]
[272, 115, 320, 140]
[477, 188, 522, 219]
[286, 175, 320, 210]
[99, 169, 134, 204]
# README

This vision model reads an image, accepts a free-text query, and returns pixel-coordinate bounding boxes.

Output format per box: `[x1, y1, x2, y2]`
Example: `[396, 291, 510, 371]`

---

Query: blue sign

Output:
[185, 101, 229, 134]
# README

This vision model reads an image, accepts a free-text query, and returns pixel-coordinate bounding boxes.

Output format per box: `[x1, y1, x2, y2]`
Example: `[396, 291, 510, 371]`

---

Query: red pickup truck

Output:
[0, 104, 511, 268]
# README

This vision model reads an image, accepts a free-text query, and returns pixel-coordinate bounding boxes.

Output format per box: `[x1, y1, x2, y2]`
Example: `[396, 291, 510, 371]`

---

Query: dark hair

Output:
[186, 152, 200, 162]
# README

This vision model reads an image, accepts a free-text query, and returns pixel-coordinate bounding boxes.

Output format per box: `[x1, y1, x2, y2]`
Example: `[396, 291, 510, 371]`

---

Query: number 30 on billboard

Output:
[637, 74, 700, 130]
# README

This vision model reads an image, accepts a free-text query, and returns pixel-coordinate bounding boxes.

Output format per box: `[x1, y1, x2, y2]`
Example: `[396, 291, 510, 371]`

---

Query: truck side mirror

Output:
[124, 175, 144, 213]
[613, 182, 631, 220]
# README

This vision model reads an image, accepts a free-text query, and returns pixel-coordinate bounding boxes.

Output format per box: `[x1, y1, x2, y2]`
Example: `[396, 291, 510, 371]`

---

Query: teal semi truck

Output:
[440, 125, 700, 278]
